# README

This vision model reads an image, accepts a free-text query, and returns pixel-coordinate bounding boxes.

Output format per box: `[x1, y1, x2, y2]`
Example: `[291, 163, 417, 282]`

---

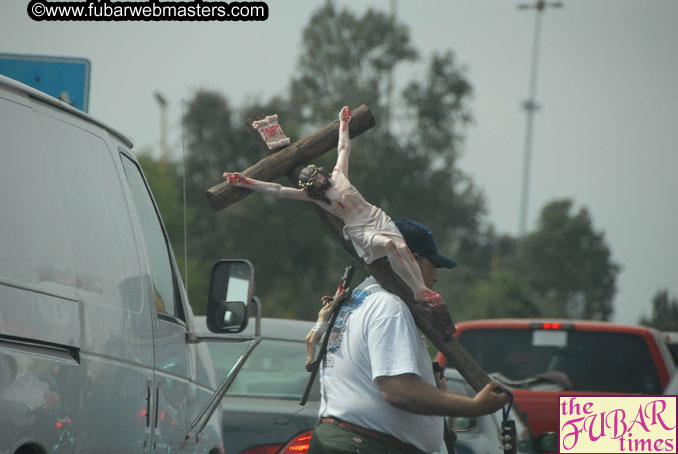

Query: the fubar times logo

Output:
[559, 395, 677, 453]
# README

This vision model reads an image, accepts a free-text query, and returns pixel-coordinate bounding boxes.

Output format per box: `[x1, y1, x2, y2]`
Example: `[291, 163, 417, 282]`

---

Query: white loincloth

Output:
[342, 205, 403, 264]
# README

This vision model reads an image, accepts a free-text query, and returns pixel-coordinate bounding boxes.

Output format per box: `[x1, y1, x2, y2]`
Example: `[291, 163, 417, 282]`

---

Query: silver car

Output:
[198, 314, 534, 454]
[664, 371, 678, 395]
[196, 316, 320, 454]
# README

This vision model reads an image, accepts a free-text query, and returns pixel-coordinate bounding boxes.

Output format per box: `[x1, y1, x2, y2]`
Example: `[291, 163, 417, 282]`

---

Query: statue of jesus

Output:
[224, 106, 443, 306]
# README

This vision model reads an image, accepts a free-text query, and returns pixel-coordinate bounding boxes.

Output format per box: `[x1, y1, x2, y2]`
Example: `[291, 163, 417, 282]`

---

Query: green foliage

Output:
[136, 153, 183, 249]
[176, 3, 483, 320]
[137, 4, 621, 323]
[180, 91, 362, 317]
[639, 290, 678, 331]
[456, 271, 540, 321]
[403, 50, 473, 166]
[521, 200, 621, 320]
[290, 2, 418, 124]
[442, 199, 620, 322]
[286, 4, 490, 319]
[136, 152, 209, 312]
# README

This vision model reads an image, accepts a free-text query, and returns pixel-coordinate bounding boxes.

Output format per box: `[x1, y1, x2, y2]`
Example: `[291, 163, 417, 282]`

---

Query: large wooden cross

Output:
[207, 105, 492, 392]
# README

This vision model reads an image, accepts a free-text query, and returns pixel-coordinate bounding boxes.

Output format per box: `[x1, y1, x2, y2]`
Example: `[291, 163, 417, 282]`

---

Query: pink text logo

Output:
[559, 395, 677, 453]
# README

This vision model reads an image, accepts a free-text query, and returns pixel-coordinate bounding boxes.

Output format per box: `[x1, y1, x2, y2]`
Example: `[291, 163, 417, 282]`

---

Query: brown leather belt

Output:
[321, 416, 425, 454]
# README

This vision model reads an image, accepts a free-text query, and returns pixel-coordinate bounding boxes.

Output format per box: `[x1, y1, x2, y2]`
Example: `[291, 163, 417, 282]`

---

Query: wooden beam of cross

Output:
[206, 105, 376, 211]
[206, 106, 493, 392]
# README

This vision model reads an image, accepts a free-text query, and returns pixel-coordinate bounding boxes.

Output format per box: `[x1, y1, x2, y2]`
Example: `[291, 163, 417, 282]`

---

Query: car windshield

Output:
[207, 338, 319, 400]
[458, 329, 662, 394]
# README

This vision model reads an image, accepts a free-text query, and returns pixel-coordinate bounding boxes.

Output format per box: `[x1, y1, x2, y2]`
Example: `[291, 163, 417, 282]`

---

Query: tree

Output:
[136, 152, 209, 313]
[289, 3, 418, 124]
[136, 153, 184, 250]
[289, 3, 485, 251]
[639, 290, 678, 331]
[286, 4, 488, 318]
[457, 271, 540, 321]
[174, 4, 487, 319]
[180, 91, 361, 317]
[522, 199, 620, 320]
[141, 4, 624, 325]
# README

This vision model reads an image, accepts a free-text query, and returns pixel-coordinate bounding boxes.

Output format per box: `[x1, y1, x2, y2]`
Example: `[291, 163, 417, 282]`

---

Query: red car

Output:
[436, 319, 676, 452]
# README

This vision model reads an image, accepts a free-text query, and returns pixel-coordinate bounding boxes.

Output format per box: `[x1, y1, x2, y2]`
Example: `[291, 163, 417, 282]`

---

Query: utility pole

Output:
[517, 0, 562, 237]
[154, 91, 168, 171]
[386, 0, 397, 124]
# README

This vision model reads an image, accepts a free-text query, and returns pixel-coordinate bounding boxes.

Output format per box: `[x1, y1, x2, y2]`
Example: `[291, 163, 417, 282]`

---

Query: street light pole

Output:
[154, 91, 168, 171]
[517, 0, 562, 237]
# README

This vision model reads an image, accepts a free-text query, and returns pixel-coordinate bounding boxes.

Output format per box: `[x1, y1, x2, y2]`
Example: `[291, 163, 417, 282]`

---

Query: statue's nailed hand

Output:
[339, 106, 352, 128]
[223, 172, 253, 187]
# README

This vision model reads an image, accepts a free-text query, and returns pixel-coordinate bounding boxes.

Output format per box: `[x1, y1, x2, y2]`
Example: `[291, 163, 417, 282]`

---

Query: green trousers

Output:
[308, 421, 425, 454]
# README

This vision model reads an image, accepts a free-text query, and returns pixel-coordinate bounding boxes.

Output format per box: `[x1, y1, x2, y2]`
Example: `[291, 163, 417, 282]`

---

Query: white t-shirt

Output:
[319, 277, 444, 453]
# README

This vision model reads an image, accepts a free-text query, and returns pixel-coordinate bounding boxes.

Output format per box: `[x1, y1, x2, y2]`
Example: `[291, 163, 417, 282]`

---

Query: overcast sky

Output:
[2, 0, 676, 325]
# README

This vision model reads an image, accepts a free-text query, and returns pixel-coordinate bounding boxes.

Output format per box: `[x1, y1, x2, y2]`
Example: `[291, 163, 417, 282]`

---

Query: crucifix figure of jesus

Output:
[224, 106, 444, 307]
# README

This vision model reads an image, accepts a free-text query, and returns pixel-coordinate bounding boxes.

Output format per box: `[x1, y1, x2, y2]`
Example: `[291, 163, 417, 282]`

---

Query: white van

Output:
[0, 74, 252, 454]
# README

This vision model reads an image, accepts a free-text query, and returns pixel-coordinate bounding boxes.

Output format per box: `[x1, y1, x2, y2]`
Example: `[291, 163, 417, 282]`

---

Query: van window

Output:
[0, 98, 74, 300]
[120, 154, 181, 319]
[3, 103, 144, 312]
[207, 339, 321, 401]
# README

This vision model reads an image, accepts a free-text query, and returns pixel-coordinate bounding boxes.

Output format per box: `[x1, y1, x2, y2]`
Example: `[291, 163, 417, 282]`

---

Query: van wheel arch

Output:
[14, 443, 46, 454]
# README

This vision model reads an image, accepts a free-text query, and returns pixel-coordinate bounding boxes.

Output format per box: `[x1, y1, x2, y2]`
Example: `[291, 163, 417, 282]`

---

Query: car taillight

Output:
[542, 323, 562, 330]
[240, 444, 283, 454]
[278, 430, 313, 454]
[530, 322, 573, 330]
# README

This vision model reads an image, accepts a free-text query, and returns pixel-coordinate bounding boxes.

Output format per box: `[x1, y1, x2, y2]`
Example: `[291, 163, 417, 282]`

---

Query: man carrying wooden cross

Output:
[224, 105, 509, 453]
[306, 219, 509, 454]
[224, 106, 443, 307]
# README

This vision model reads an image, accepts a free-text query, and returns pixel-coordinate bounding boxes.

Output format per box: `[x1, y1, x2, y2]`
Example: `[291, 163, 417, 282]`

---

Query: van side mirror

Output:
[206, 260, 254, 333]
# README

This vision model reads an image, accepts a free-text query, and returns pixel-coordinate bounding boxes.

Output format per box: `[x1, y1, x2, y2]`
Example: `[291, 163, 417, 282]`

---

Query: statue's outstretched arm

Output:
[334, 106, 352, 176]
[223, 172, 309, 201]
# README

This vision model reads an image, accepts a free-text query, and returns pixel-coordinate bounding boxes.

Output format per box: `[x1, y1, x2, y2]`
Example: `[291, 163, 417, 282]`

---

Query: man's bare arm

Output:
[375, 374, 509, 418]
[334, 106, 352, 176]
[223, 172, 310, 201]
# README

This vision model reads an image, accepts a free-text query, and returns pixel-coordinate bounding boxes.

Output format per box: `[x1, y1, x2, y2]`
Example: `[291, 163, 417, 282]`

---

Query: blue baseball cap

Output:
[395, 220, 457, 269]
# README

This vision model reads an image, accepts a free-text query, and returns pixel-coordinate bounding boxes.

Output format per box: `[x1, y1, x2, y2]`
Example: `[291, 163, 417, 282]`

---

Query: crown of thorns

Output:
[298, 164, 324, 189]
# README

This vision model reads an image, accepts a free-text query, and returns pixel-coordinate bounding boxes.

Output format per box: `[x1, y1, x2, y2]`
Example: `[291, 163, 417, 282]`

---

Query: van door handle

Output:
[145, 383, 151, 429]
[154, 387, 160, 431]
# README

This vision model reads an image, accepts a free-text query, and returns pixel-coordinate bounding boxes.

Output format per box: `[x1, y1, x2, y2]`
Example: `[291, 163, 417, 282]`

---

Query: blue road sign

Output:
[0, 53, 91, 112]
